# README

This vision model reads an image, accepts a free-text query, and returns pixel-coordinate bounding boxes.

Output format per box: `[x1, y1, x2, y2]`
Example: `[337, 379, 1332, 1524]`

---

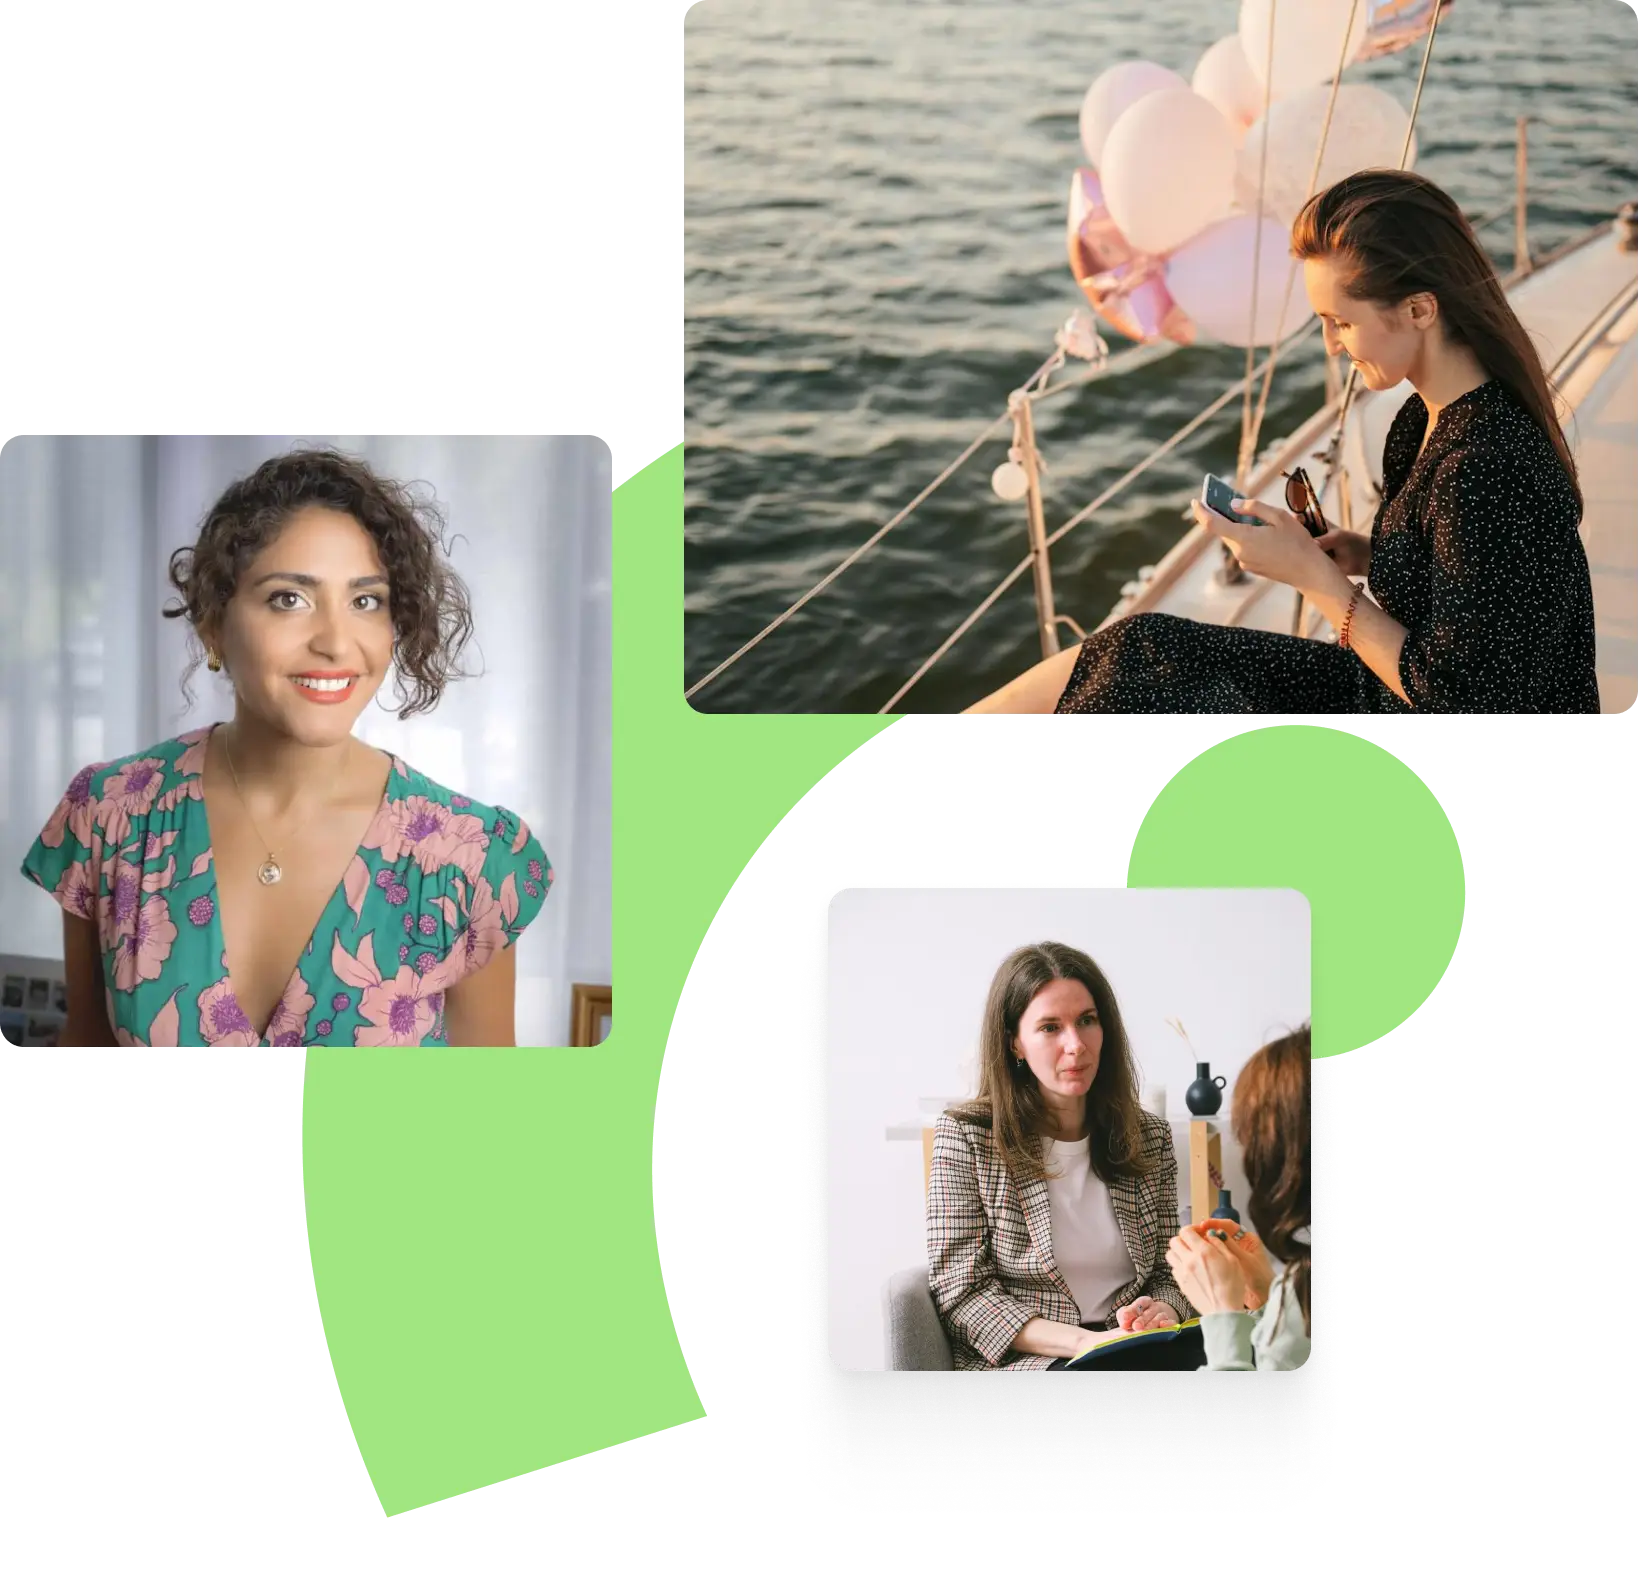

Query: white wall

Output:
[827, 887, 1310, 1370]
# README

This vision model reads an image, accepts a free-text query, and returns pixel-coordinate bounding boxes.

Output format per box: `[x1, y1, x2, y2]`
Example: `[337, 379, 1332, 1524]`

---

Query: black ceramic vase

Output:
[1184, 1061, 1227, 1116]
[1209, 1189, 1240, 1223]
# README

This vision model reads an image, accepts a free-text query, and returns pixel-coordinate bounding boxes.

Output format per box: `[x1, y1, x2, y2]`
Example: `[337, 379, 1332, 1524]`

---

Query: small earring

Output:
[206, 650, 222, 673]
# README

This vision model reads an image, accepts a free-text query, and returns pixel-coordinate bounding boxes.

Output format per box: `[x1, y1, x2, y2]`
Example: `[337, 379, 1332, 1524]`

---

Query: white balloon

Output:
[1165, 214, 1315, 347]
[1191, 34, 1266, 149]
[1235, 83, 1415, 228]
[1100, 89, 1237, 256]
[991, 461, 1030, 502]
[1238, 0, 1371, 101]
[1078, 60, 1188, 169]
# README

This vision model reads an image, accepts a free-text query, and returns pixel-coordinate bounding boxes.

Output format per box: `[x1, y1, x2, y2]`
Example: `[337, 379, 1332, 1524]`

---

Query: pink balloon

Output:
[1066, 170, 1195, 345]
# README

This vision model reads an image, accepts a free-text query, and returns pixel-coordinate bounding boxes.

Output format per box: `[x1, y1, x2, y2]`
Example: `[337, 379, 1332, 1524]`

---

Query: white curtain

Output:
[0, 435, 611, 1045]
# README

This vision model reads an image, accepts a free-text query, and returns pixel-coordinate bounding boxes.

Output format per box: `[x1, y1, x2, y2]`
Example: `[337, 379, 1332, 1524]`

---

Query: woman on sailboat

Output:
[1000, 169, 1599, 715]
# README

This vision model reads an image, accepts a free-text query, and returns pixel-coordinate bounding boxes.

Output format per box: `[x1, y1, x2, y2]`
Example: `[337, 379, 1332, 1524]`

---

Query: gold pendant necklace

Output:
[220, 727, 346, 890]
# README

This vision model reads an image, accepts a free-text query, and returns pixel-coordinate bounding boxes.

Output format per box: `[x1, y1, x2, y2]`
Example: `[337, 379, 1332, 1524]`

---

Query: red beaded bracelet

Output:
[1339, 583, 1365, 651]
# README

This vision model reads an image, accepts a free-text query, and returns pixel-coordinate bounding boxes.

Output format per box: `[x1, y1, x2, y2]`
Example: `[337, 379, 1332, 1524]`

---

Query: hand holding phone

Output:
[1201, 474, 1261, 526]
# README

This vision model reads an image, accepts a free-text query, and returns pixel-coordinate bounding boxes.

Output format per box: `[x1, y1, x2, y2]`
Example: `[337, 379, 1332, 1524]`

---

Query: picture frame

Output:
[569, 983, 612, 1046]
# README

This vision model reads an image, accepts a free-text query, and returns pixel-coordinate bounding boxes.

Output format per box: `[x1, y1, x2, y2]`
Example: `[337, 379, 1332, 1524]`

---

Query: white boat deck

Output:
[1069, 222, 1638, 712]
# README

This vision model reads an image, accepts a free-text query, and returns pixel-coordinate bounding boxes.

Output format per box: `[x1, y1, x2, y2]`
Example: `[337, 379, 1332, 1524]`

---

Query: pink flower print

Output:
[415, 951, 438, 975]
[175, 727, 211, 780]
[453, 875, 507, 979]
[418, 914, 437, 936]
[384, 882, 409, 907]
[355, 966, 442, 1046]
[365, 795, 490, 882]
[187, 894, 214, 927]
[113, 987, 184, 1047]
[99, 863, 142, 952]
[53, 862, 97, 922]
[264, 975, 315, 1047]
[111, 892, 178, 993]
[451, 794, 470, 808]
[524, 881, 540, 899]
[398, 942, 410, 963]
[41, 763, 104, 851]
[197, 979, 261, 1046]
[154, 776, 204, 815]
[96, 756, 168, 847]
[315, 1019, 333, 1037]
[528, 858, 544, 881]
[402, 912, 415, 933]
[332, 992, 351, 1014]
[374, 868, 395, 889]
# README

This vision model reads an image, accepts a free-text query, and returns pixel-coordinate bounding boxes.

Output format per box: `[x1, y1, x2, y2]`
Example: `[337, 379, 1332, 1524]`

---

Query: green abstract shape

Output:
[1127, 725, 1463, 1058]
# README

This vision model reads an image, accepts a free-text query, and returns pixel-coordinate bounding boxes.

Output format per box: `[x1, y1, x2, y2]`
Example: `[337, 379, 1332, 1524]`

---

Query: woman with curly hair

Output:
[20, 449, 552, 1047]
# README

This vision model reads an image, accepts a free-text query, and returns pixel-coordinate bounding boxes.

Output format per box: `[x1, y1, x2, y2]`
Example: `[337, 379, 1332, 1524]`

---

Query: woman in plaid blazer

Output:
[926, 941, 1191, 1370]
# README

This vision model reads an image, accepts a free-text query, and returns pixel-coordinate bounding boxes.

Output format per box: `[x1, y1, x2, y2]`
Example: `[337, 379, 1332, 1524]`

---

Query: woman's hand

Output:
[1314, 526, 1371, 578]
[1114, 1295, 1179, 1333]
[1191, 496, 1334, 595]
[1166, 1228, 1252, 1316]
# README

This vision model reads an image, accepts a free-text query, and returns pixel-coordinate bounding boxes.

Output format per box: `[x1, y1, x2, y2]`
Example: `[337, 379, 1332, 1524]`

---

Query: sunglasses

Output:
[1282, 466, 1329, 539]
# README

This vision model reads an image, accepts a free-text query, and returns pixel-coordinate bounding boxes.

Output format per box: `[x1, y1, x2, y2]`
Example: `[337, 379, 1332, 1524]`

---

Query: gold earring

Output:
[206, 649, 222, 673]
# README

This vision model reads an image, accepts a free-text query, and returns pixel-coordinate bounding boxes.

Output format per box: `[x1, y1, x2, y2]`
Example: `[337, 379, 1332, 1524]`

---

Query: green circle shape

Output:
[1127, 726, 1463, 1058]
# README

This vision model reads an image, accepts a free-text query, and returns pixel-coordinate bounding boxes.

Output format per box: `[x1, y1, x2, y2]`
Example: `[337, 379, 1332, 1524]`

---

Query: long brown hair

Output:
[1232, 1026, 1311, 1336]
[950, 942, 1152, 1186]
[1292, 168, 1581, 513]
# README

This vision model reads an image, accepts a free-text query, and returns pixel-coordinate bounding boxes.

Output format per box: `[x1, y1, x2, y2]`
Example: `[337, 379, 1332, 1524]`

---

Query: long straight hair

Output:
[1231, 1026, 1311, 1337]
[1292, 168, 1582, 513]
[950, 941, 1152, 1186]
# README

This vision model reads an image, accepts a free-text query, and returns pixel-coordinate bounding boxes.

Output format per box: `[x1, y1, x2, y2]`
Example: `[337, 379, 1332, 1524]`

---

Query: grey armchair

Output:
[882, 1267, 954, 1370]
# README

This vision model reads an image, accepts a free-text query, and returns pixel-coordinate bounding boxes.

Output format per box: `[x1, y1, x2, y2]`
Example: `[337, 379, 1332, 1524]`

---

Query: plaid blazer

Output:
[925, 1108, 1191, 1370]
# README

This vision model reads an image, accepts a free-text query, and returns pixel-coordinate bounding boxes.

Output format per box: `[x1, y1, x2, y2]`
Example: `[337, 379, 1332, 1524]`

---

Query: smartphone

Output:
[1200, 474, 1263, 526]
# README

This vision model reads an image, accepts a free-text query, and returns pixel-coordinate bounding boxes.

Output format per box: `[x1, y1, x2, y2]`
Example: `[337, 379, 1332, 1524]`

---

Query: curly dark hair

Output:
[163, 448, 474, 718]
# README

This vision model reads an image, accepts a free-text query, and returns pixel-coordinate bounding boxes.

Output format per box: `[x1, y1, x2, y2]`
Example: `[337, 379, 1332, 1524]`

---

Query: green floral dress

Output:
[21, 726, 552, 1045]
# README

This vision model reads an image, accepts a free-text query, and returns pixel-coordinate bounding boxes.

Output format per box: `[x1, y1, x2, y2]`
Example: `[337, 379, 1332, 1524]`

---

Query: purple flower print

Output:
[315, 1020, 333, 1038]
[112, 894, 178, 993]
[40, 763, 104, 852]
[53, 863, 96, 922]
[271, 1032, 303, 1046]
[331, 992, 351, 1014]
[97, 756, 168, 846]
[374, 868, 395, 889]
[493, 817, 507, 838]
[528, 858, 544, 881]
[363, 795, 489, 882]
[403, 912, 415, 933]
[419, 913, 437, 936]
[384, 882, 409, 907]
[399, 943, 410, 963]
[356, 967, 441, 1046]
[525, 881, 540, 899]
[415, 951, 438, 975]
[187, 894, 214, 927]
[196, 979, 259, 1046]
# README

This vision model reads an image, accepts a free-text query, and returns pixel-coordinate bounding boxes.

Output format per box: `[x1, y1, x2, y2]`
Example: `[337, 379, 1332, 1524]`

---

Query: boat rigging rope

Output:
[1237, 0, 1363, 487]
[1242, 0, 1447, 491]
[1237, 1, 1281, 489]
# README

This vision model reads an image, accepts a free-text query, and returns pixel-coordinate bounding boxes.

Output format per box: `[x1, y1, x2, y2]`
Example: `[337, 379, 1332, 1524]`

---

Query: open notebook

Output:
[1064, 1317, 1204, 1369]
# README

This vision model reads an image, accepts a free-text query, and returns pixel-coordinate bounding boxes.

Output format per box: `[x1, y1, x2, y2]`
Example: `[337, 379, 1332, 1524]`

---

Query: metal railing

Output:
[688, 144, 1596, 713]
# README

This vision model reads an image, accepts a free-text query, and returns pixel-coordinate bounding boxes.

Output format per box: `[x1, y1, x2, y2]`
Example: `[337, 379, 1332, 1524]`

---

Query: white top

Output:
[1042, 1137, 1137, 1324]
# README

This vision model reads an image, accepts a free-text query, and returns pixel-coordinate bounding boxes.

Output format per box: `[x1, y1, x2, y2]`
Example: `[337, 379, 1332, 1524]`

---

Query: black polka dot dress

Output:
[1054, 378, 1600, 714]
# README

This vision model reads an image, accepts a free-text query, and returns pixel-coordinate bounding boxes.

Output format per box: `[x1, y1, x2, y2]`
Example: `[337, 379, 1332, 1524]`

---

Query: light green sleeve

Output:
[1202, 1268, 1310, 1371]
[1201, 1311, 1257, 1370]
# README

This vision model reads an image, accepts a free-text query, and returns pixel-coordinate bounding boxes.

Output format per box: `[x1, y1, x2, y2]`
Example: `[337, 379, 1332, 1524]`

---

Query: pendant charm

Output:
[257, 857, 282, 886]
